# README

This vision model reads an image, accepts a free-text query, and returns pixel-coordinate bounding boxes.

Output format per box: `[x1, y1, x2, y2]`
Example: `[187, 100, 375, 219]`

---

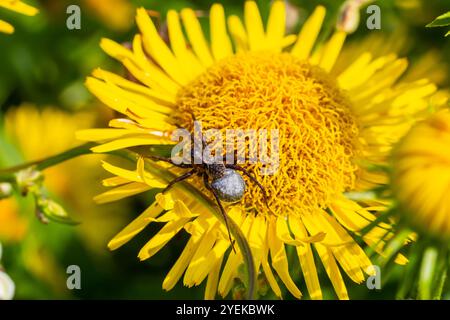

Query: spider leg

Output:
[203, 173, 236, 253]
[161, 169, 196, 194]
[225, 164, 270, 210]
[145, 154, 193, 169]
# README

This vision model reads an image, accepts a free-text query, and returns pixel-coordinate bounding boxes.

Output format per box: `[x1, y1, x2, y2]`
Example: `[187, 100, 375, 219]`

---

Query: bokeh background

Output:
[0, 0, 449, 299]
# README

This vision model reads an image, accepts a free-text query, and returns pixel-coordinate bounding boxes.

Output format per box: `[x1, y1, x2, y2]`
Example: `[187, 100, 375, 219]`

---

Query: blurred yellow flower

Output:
[78, 1, 447, 299]
[0, 0, 38, 34]
[0, 104, 129, 294]
[0, 199, 27, 243]
[2, 104, 125, 253]
[5, 104, 94, 195]
[335, 30, 449, 87]
[84, 0, 134, 31]
[391, 110, 450, 238]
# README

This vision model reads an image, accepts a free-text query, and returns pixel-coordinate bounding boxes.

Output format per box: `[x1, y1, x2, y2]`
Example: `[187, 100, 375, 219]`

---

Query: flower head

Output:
[84, 0, 133, 31]
[0, 0, 38, 34]
[391, 110, 450, 238]
[2, 104, 125, 252]
[79, 1, 447, 299]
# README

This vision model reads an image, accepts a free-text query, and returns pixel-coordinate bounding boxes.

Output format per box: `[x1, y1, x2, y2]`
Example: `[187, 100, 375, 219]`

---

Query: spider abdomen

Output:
[210, 169, 246, 203]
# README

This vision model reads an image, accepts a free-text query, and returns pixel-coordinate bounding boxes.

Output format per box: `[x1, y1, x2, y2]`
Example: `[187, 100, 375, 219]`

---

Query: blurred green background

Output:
[0, 0, 449, 299]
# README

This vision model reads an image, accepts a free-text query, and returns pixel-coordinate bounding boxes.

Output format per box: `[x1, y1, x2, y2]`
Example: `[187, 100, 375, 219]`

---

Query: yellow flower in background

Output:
[0, 199, 27, 243]
[335, 29, 449, 87]
[78, 1, 447, 299]
[4, 105, 94, 196]
[1, 104, 129, 294]
[391, 110, 450, 238]
[0, 0, 38, 34]
[2, 104, 125, 254]
[84, 0, 134, 31]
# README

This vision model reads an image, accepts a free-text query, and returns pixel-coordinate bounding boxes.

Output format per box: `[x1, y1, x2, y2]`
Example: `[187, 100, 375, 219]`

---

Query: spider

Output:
[144, 120, 270, 252]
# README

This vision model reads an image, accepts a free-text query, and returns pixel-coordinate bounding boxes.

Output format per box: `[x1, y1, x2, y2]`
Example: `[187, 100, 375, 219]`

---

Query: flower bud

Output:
[336, 1, 361, 33]
[0, 183, 13, 200]
[15, 167, 43, 196]
[35, 197, 78, 225]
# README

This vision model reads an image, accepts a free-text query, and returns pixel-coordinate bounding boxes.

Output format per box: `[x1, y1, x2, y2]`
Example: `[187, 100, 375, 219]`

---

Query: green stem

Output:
[0, 142, 96, 179]
[418, 246, 438, 300]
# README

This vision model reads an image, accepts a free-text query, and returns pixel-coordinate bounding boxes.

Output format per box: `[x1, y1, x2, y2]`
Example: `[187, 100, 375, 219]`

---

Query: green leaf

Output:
[426, 11, 450, 28]
[418, 246, 438, 300]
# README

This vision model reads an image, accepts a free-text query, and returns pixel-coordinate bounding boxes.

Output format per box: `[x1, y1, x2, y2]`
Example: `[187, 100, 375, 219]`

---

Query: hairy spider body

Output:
[210, 168, 246, 203]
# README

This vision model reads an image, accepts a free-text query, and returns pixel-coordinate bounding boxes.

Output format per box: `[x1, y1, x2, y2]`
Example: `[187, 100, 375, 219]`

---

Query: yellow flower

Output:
[391, 110, 450, 238]
[0, 199, 27, 243]
[83, 0, 134, 31]
[2, 104, 125, 254]
[0, 0, 38, 34]
[78, 2, 446, 299]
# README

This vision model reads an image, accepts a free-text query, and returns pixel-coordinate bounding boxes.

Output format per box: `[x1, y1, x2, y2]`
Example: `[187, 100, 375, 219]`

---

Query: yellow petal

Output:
[337, 52, 373, 90]
[102, 176, 129, 187]
[315, 244, 349, 299]
[0, 0, 38, 16]
[108, 202, 164, 250]
[319, 30, 347, 72]
[281, 34, 297, 48]
[94, 181, 151, 204]
[184, 223, 220, 286]
[244, 1, 265, 51]
[190, 235, 230, 286]
[163, 236, 203, 291]
[275, 216, 302, 246]
[248, 215, 266, 272]
[181, 8, 214, 67]
[136, 157, 167, 188]
[317, 212, 371, 283]
[85, 76, 176, 121]
[127, 36, 180, 95]
[352, 58, 408, 102]
[91, 136, 172, 153]
[210, 4, 233, 61]
[136, 8, 189, 85]
[289, 215, 322, 300]
[156, 192, 175, 211]
[148, 202, 198, 223]
[173, 200, 198, 218]
[266, 0, 286, 52]
[100, 38, 135, 63]
[345, 54, 397, 94]
[0, 20, 14, 34]
[260, 222, 282, 299]
[166, 10, 204, 79]
[218, 213, 251, 297]
[92, 68, 175, 109]
[205, 256, 224, 300]
[291, 6, 326, 60]
[227, 15, 248, 52]
[138, 217, 191, 261]
[268, 218, 302, 298]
